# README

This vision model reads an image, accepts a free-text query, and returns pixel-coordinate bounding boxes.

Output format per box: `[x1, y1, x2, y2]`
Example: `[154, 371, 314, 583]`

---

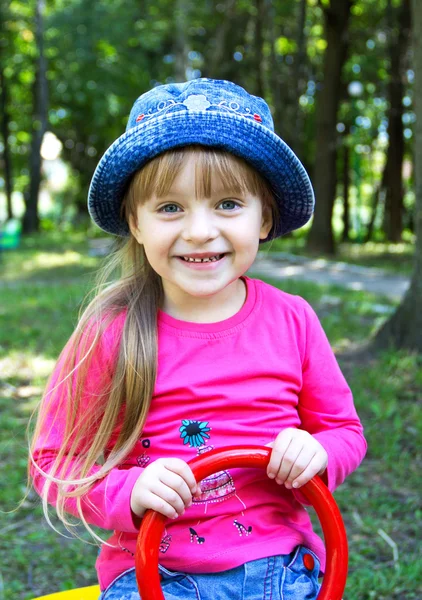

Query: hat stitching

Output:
[132, 94, 265, 128]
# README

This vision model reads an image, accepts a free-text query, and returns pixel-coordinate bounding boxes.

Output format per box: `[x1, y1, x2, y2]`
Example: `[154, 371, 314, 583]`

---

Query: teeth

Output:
[182, 254, 222, 263]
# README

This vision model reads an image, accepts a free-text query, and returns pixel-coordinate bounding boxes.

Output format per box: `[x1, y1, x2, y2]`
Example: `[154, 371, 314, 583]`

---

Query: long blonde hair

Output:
[29, 145, 278, 541]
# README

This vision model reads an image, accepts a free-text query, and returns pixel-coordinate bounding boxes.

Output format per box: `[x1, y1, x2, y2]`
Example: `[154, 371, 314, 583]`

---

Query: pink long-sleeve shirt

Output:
[32, 277, 367, 590]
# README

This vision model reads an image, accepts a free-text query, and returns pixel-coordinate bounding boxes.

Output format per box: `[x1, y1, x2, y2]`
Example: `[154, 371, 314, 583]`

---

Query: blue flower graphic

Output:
[179, 420, 211, 447]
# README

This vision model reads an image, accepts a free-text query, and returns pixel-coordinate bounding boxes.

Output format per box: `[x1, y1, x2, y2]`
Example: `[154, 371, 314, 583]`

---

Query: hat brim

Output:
[88, 110, 314, 239]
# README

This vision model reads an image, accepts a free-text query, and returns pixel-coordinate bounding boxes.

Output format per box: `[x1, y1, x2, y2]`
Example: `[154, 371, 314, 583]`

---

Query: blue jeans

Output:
[99, 546, 321, 600]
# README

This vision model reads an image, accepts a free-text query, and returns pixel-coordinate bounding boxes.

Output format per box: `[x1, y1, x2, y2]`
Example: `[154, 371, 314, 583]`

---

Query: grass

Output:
[0, 231, 103, 283]
[336, 352, 422, 599]
[0, 232, 421, 599]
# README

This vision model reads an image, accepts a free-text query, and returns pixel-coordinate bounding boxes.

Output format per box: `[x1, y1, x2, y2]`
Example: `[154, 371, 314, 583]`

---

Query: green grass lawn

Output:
[0, 233, 421, 599]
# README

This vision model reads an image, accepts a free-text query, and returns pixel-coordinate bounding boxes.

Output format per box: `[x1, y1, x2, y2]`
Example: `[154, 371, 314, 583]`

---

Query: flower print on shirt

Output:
[178, 419, 253, 541]
[136, 438, 151, 467]
[180, 420, 211, 447]
[179, 419, 236, 505]
[120, 438, 151, 469]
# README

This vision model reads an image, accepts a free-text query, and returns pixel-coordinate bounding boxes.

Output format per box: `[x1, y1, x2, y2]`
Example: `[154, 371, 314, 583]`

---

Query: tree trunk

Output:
[306, 0, 353, 255]
[0, 65, 13, 220]
[253, 0, 265, 97]
[207, 0, 237, 79]
[23, 0, 48, 234]
[364, 164, 387, 243]
[0, 2, 13, 221]
[267, 0, 283, 136]
[374, 0, 422, 351]
[292, 0, 308, 158]
[382, 0, 411, 242]
[174, 0, 189, 81]
[341, 126, 351, 242]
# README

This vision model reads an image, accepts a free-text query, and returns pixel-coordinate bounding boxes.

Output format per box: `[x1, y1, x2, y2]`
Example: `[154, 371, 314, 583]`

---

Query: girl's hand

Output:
[130, 458, 199, 519]
[266, 428, 328, 490]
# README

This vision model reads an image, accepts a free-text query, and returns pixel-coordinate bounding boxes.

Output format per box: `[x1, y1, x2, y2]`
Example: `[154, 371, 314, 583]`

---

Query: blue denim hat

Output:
[88, 78, 314, 239]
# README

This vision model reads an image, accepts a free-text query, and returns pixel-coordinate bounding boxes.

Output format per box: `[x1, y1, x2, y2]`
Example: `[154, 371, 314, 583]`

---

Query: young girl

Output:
[30, 78, 367, 600]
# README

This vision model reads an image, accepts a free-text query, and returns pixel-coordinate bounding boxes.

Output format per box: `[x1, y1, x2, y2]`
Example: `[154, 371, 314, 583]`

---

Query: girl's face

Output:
[129, 154, 272, 318]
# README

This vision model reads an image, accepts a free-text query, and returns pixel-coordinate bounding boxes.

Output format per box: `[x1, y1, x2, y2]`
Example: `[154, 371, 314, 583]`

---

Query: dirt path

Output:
[248, 252, 410, 301]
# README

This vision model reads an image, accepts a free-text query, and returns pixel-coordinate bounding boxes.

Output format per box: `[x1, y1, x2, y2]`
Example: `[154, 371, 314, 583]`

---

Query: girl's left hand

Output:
[266, 428, 328, 490]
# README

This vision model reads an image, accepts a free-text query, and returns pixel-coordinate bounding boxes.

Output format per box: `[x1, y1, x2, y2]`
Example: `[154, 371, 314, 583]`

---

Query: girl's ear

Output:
[259, 206, 273, 240]
[128, 214, 143, 245]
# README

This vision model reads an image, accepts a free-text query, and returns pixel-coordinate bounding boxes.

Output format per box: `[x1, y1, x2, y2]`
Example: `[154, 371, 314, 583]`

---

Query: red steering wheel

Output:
[136, 445, 348, 600]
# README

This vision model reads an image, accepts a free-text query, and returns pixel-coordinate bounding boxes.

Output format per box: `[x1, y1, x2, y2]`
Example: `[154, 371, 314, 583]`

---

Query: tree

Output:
[0, 43, 14, 220]
[292, 0, 308, 158]
[252, 0, 265, 97]
[174, 0, 190, 81]
[23, 0, 48, 233]
[4, 0, 415, 241]
[306, 0, 354, 255]
[374, 0, 422, 351]
[382, 0, 411, 242]
[341, 122, 351, 242]
[202, 0, 247, 83]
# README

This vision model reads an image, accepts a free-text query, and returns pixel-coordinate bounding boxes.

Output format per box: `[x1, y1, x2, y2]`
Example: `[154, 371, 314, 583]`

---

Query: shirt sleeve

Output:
[31, 313, 142, 534]
[295, 300, 367, 502]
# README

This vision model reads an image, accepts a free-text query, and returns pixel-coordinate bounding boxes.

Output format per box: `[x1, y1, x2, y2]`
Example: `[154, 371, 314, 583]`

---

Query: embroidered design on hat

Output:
[133, 95, 266, 126]
[182, 94, 211, 111]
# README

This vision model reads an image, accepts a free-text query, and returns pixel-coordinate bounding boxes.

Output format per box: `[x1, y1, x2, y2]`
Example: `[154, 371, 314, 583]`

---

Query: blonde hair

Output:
[29, 145, 277, 542]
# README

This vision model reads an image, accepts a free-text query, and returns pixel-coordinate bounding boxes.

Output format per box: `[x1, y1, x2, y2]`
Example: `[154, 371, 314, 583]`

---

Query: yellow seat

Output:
[32, 585, 100, 600]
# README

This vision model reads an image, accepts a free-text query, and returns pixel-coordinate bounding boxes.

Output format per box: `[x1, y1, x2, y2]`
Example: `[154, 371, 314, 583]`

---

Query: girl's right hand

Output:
[130, 458, 199, 520]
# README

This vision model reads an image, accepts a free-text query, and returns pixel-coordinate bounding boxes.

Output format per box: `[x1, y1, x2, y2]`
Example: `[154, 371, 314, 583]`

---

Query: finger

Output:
[266, 432, 293, 479]
[291, 453, 328, 489]
[275, 440, 304, 484]
[284, 448, 316, 487]
[140, 490, 180, 520]
[164, 459, 198, 494]
[158, 469, 193, 507]
[149, 481, 187, 516]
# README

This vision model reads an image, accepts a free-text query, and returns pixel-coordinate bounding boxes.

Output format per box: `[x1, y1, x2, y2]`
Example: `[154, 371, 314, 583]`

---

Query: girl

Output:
[30, 78, 367, 600]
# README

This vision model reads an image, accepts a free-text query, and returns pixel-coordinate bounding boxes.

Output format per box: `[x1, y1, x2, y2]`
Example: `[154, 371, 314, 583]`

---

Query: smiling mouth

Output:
[179, 254, 226, 263]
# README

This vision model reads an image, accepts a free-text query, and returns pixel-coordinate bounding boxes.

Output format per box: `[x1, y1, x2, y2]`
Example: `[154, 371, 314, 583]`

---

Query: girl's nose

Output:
[181, 208, 218, 243]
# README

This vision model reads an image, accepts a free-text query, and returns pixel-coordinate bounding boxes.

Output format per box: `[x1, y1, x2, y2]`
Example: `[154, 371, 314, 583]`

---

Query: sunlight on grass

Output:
[2, 250, 99, 282]
[23, 251, 88, 272]
[0, 351, 56, 384]
[343, 241, 414, 256]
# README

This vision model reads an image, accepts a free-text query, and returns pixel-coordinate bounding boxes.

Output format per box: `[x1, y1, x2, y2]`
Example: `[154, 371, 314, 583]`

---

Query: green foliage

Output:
[1, 0, 416, 246]
[275, 36, 297, 55]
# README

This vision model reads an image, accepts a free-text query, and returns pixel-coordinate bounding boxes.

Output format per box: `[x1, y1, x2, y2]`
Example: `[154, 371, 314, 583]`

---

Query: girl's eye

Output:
[219, 200, 239, 210]
[159, 204, 181, 213]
